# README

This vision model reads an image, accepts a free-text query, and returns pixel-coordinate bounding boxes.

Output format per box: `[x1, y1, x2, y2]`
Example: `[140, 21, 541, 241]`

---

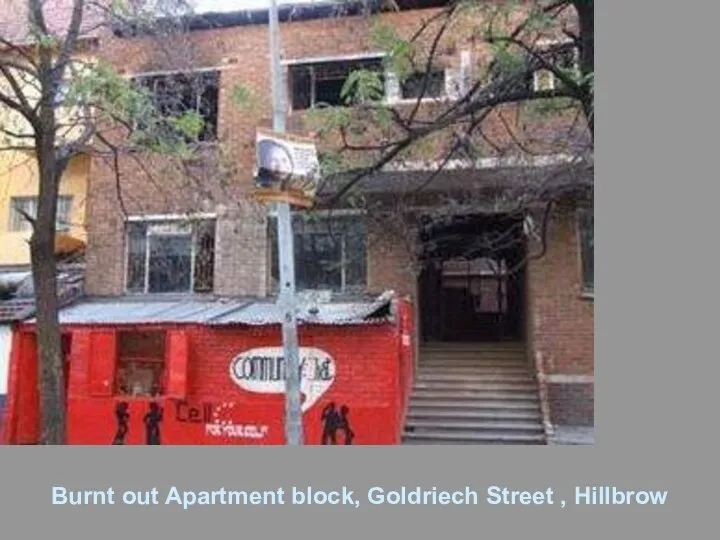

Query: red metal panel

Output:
[165, 330, 189, 399]
[88, 331, 116, 397]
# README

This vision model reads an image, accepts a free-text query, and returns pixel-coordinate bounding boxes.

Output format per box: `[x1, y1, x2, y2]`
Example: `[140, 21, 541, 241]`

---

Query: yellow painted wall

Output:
[0, 150, 89, 267]
[0, 46, 95, 267]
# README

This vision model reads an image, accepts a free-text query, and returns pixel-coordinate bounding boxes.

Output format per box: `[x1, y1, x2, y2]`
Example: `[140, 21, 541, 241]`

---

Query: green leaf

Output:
[231, 83, 256, 110]
[340, 69, 385, 105]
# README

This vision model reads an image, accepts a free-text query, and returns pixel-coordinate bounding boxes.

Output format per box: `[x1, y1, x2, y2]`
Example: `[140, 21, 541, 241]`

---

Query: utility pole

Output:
[268, 0, 303, 445]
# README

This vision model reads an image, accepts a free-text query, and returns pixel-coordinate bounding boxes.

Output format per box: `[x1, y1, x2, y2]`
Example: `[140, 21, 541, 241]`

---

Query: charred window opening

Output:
[133, 70, 220, 142]
[400, 69, 446, 99]
[289, 58, 385, 110]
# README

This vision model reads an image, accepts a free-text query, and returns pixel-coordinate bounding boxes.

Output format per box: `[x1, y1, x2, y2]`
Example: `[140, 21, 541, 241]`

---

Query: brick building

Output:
[2, 0, 593, 444]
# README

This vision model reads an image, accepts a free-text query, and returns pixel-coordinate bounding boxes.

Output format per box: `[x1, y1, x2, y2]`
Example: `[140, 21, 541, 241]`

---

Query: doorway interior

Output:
[418, 213, 527, 343]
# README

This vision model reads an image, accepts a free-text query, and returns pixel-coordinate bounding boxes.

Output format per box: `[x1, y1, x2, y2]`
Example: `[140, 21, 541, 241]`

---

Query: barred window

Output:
[125, 218, 215, 294]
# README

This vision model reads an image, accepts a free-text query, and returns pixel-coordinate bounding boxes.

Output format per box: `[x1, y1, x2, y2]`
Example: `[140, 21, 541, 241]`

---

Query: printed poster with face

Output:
[253, 128, 322, 207]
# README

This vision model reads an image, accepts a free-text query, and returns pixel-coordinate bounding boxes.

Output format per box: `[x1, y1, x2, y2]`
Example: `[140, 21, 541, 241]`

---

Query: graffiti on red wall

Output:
[144, 402, 163, 445]
[321, 402, 354, 445]
[175, 400, 269, 441]
[112, 402, 130, 445]
[230, 347, 335, 412]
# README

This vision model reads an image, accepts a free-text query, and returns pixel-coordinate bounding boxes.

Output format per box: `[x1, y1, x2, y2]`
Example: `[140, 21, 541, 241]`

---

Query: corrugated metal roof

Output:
[38, 290, 397, 327]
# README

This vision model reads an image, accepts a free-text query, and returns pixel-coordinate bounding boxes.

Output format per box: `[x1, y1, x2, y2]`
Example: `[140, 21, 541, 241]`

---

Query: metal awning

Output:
[27, 290, 398, 327]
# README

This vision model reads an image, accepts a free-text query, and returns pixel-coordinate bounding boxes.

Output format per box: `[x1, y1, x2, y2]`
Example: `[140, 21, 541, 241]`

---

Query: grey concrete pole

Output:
[268, 0, 303, 445]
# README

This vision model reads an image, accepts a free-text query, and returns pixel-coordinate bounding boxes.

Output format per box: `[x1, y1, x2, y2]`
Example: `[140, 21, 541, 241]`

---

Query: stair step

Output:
[411, 389, 540, 401]
[415, 376, 536, 387]
[419, 354, 528, 367]
[417, 374, 534, 382]
[405, 419, 544, 432]
[421, 352, 526, 359]
[418, 364, 530, 371]
[401, 430, 546, 444]
[408, 398, 541, 410]
[406, 408, 542, 422]
[412, 381, 537, 394]
[422, 342, 525, 350]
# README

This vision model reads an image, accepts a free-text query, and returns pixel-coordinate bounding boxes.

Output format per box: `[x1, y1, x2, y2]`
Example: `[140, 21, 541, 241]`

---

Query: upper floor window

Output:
[531, 41, 579, 92]
[578, 207, 593, 294]
[8, 195, 73, 232]
[132, 70, 220, 142]
[125, 218, 216, 294]
[269, 214, 367, 294]
[289, 57, 386, 110]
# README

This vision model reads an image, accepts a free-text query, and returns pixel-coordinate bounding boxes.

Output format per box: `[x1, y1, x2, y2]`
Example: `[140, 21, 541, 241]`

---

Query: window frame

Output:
[115, 329, 168, 398]
[123, 215, 217, 295]
[8, 195, 73, 232]
[267, 209, 368, 294]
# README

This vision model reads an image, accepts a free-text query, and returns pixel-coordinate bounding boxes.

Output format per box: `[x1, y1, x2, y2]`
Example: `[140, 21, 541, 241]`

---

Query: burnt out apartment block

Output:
[82, 0, 594, 438]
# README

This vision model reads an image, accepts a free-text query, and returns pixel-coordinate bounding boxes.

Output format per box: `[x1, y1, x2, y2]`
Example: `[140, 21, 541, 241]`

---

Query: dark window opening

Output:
[289, 58, 385, 110]
[125, 219, 216, 294]
[579, 208, 593, 293]
[268, 214, 367, 293]
[116, 330, 167, 397]
[400, 69, 445, 99]
[132, 70, 220, 142]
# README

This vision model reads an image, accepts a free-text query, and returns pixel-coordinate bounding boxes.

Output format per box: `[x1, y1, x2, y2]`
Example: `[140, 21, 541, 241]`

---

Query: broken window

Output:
[289, 57, 385, 110]
[9, 195, 73, 232]
[115, 330, 167, 397]
[125, 218, 216, 294]
[578, 208, 593, 293]
[132, 70, 220, 142]
[531, 41, 578, 92]
[400, 69, 446, 99]
[269, 214, 367, 293]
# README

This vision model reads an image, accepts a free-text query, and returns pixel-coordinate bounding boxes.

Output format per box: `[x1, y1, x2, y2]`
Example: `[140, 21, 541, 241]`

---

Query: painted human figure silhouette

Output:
[143, 402, 163, 445]
[321, 402, 354, 445]
[112, 401, 130, 445]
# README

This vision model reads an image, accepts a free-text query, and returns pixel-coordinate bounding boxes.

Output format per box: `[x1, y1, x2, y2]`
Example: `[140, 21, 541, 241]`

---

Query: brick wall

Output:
[85, 5, 585, 298]
[526, 204, 594, 427]
[4, 319, 409, 445]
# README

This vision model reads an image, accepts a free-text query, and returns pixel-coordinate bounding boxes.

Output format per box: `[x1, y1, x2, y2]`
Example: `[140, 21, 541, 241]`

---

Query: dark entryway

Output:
[418, 213, 527, 343]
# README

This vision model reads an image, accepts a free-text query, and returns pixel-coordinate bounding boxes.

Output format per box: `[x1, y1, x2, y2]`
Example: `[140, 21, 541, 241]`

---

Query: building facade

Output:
[2, 0, 594, 444]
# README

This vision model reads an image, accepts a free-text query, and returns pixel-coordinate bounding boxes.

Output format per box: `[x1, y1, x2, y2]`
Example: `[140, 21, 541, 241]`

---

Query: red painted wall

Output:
[3, 300, 415, 445]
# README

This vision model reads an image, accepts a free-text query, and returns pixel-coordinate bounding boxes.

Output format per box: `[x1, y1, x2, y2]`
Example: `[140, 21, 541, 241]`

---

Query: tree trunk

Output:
[574, 0, 594, 138]
[30, 135, 66, 445]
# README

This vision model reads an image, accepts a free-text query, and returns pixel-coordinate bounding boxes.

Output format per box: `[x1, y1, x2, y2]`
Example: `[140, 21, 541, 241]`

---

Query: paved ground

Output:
[548, 425, 595, 445]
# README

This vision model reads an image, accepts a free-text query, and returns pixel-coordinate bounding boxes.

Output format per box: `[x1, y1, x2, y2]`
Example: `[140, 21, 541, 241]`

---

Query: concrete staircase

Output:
[402, 342, 546, 445]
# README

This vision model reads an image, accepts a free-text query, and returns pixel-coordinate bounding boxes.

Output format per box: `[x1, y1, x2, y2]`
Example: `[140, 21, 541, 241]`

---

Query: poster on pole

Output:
[252, 128, 322, 208]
